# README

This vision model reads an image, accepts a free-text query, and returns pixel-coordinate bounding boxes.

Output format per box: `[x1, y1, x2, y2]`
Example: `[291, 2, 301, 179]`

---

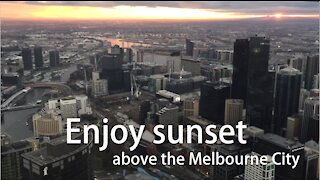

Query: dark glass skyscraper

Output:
[231, 39, 249, 106]
[186, 39, 194, 57]
[199, 81, 230, 125]
[274, 67, 302, 135]
[232, 36, 274, 132]
[304, 55, 319, 90]
[21, 48, 33, 70]
[49, 50, 60, 67]
[34, 46, 43, 69]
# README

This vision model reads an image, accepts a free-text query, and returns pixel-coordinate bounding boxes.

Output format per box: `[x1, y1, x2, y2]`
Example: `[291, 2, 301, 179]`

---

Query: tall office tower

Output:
[224, 99, 244, 127]
[274, 67, 302, 135]
[22, 48, 33, 70]
[183, 97, 199, 119]
[99, 54, 124, 91]
[22, 133, 94, 180]
[304, 55, 319, 90]
[186, 39, 194, 57]
[312, 73, 319, 89]
[290, 58, 304, 72]
[49, 50, 60, 67]
[231, 39, 249, 105]
[301, 97, 319, 143]
[299, 89, 310, 111]
[32, 111, 63, 137]
[232, 36, 274, 132]
[156, 104, 179, 138]
[199, 81, 230, 125]
[254, 133, 305, 180]
[286, 114, 303, 140]
[244, 152, 275, 180]
[125, 48, 133, 63]
[34, 46, 43, 69]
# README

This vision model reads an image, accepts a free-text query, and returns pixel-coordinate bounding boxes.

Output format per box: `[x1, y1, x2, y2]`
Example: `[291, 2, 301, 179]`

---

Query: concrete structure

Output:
[32, 111, 63, 137]
[148, 75, 167, 93]
[224, 99, 244, 127]
[92, 72, 108, 97]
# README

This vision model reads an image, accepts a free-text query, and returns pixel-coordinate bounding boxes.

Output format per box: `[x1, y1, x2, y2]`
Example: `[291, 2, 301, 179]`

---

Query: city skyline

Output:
[0, 1, 319, 21]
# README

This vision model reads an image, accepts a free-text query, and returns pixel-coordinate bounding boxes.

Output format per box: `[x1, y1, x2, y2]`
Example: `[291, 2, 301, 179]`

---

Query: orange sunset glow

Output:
[0, 2, 319, 21]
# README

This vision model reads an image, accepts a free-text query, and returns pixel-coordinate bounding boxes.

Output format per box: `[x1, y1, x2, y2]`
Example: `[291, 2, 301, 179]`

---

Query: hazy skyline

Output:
[0, 1, 319, 21]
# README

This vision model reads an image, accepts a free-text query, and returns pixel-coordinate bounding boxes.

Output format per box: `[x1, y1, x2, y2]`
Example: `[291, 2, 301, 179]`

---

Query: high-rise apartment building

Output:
[186, 39, 194, 57]
[22, 48, 33, 70]
[34, 46, 43, 69]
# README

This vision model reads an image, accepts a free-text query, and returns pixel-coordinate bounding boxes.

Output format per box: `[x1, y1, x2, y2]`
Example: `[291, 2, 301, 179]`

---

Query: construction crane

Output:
[130, 72, 141, 99]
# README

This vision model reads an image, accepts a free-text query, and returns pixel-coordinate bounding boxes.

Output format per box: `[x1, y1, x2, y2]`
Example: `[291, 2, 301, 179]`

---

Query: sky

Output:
[0, 1, 319, 21]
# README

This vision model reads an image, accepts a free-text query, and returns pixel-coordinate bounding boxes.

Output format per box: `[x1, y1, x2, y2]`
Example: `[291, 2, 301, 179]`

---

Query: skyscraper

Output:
[304, 55, 319, 90]
[299, 89, 310, 111]
[34, 46, 43, 69]
[274, 67, 302, 135]
[186, 39, 194, 57]
[232, 36, 274, 132]
[301, 97, 319, 143]
[199, 81, 230, 125]
[231, 39, 249, 106]
[21, 48, 33, 70]
[49, 50, 60, 67]
[224, 99, 244, 127]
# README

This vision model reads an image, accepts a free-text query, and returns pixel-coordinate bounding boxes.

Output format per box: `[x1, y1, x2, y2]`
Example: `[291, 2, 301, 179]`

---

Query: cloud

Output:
[4, 1, 319, 14]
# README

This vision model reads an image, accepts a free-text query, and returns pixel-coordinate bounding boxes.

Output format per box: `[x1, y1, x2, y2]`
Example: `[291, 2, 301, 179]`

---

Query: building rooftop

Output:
[259, 133, 304, 151]
[22, 133, 92, 166]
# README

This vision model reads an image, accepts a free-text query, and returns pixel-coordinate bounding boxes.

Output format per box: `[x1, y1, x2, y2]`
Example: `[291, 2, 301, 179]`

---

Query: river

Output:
[2, 88, 53, 142]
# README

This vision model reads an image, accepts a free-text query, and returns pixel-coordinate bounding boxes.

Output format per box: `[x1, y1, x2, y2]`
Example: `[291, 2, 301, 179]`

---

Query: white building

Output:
[245, 152, 275, 180]
[46, 95, 92, 120]
[60, 98, 78, 119]
[33, 111, 63, 137]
